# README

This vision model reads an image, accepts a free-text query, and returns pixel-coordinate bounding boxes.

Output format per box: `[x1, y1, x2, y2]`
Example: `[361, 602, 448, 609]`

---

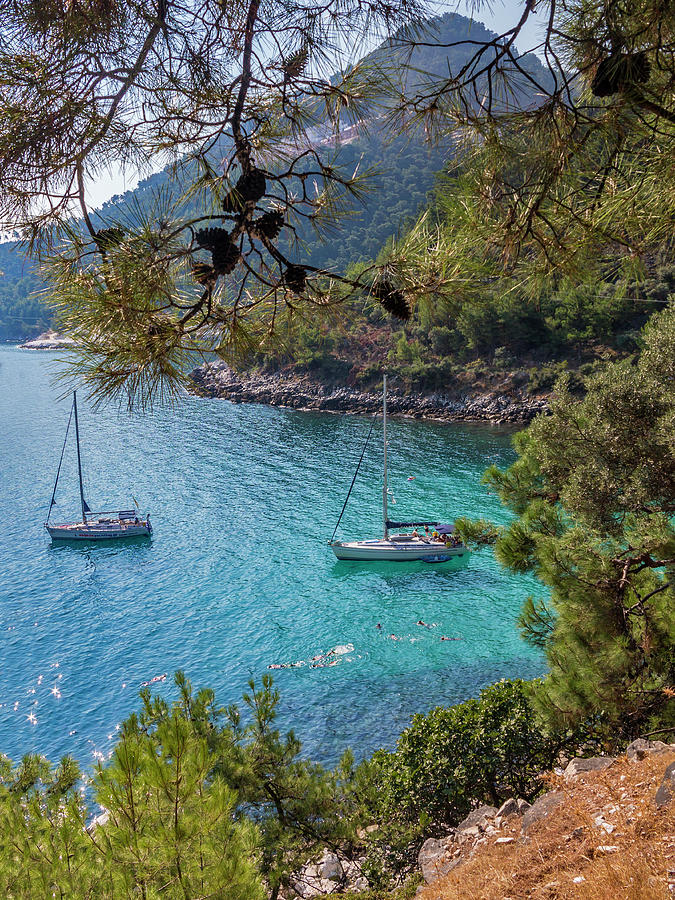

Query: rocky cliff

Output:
[190, 362, 549, 426]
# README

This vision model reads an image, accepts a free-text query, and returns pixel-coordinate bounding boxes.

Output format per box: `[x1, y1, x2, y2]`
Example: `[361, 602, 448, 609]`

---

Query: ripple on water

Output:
[0, 347, 544, 767]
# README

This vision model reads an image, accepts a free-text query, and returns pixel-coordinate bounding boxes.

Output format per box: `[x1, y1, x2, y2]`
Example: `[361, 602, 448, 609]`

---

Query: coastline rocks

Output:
[418, 836, 462, 884]
[457, 805, 499, 831]
[20, 329, 77, 350]
[496, 798, 520, 820]
[290, 849, 367, 897]
[189, 362, 549, 425]
[626, 738, 673, 762]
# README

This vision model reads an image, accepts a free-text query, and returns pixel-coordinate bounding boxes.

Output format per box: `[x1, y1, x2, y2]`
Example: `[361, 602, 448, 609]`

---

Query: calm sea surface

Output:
[0, 346, 545, 769]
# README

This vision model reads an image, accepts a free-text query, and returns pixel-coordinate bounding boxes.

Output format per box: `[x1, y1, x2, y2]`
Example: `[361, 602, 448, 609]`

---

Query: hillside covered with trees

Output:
[0, 0, 673, 896]
[0, 12, 544, 344]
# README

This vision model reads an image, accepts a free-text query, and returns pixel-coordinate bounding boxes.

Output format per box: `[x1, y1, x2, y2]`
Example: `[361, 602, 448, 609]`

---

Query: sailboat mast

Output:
[382, 374, 388, 540]
[72, 391, 88, 523]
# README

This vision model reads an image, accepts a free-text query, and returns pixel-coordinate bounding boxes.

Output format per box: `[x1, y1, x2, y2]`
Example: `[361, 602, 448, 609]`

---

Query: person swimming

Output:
[140, 673, 167, 687]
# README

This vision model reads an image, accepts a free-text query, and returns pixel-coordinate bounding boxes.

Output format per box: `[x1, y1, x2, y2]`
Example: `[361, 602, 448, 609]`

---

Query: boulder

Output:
[496, 798, 520, 819]
[655, 761, 675, 810]
[320, 851, 342, 882]
[418, 836, 462, 884]
[521, 792, 564, 833]
[457, 804, 498, 831]
[516, 799, 531, 814]
[626, 738, 673, 762]
[564, 757, 616, 779]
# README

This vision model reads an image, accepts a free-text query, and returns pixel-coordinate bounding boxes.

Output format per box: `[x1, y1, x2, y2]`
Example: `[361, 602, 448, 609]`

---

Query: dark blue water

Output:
[0, 346, 544, 769]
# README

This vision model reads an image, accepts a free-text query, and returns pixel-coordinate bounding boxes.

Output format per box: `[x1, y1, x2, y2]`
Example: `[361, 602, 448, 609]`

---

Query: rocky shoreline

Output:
[19, 330, 77, 350]
[190, 362, 549, 426]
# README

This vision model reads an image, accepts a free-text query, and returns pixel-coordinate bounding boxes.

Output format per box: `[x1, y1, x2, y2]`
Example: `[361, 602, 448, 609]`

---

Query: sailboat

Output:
[45, 392, 152, 541]
[329, 375, 469, 562]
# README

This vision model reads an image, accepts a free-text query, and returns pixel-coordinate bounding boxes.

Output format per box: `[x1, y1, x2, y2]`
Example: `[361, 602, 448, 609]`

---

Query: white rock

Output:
[320, 852, 342, 882]
[495, 837, 515, 844]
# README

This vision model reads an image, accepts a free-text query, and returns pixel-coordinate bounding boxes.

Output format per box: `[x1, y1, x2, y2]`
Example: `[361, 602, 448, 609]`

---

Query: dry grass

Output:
[418, 751, 675, 900]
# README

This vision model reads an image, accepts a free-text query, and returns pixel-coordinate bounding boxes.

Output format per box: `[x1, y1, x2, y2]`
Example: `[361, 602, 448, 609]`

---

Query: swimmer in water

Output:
[376, 623, 382, 630]
[440, 636, 462, 641]
[267, 662, 303, 669]
[140, 673, 167, 687]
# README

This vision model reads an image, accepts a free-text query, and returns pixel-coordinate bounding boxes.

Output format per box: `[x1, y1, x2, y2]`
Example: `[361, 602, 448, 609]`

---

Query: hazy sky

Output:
[87, 0, 543, 209]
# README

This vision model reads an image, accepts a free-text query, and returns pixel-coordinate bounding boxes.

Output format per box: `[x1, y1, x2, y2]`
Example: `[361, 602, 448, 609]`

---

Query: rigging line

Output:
[329, 411, 378, 544]
[47, 400, 74, 520]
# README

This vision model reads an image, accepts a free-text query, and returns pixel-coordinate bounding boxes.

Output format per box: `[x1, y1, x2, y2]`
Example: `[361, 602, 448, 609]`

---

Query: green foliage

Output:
[0, 673, 365, 898]
[214, 675, 361, 899]
[357, 679, 585, 883]
[0, 243, 50, 340]
[385, 2, 675, 299]
[484, 305, 675, 738]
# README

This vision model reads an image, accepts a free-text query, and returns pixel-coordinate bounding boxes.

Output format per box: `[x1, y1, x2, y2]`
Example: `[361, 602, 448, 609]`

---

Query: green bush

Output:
[527, 361, 568, 393]
[366, 679, 577, 832]
[354, 679, 590, 885]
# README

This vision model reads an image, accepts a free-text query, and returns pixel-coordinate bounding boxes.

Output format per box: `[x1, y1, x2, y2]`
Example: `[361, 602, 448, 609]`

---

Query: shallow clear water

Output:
[0, 346, 544, 769]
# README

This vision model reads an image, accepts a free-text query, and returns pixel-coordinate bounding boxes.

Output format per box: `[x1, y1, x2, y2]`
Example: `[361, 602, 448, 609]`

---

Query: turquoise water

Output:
[0, 346, 544, 769]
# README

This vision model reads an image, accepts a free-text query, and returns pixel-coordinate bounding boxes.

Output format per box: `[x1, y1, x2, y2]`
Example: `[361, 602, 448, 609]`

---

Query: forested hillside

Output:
[0, 12, 539, 341]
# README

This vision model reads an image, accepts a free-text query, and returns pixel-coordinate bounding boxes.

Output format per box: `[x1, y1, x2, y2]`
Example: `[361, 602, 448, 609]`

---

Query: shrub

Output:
[366, 679, 579, 832]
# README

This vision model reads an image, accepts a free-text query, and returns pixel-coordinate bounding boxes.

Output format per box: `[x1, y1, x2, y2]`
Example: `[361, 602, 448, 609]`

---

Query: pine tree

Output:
[477, 305, 675, 740]
[385, 1, 675, 305]
[0, 0, 423, 406]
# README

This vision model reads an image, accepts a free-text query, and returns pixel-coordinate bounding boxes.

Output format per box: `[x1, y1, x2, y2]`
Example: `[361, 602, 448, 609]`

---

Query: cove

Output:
[0, 346, 545, 769]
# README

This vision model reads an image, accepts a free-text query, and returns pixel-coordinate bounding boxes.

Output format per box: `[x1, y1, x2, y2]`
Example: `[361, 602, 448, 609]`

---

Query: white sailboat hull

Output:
[46, 392, 152, 545]
[46, 521, 151, 541]
[330, 538, 469, 563]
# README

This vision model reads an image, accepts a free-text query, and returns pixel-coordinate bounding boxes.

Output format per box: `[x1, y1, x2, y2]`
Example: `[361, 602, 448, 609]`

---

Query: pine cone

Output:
[195, 226, 229, 250]
[592, 51, 650, 97]
[237, 167, 267, 203]
[192, 262, 216, 285]
[222, 168, 266, 213]
[284, 264, 307, 294]
[284, 47, 308, 81]
[194, 227, 239, 275]
[212, 240, 240, 275]
[253, 211, 284, 240]
[373, 279, 410, 320]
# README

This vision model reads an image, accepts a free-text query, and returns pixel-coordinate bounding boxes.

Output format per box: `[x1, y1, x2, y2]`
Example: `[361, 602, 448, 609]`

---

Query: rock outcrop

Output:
[190, 362, 549, 425]
[20, 330, 77, 350]
[290, 849, 368, 897]
[287, 737, 675, 898]
[563, 756, 616, 779]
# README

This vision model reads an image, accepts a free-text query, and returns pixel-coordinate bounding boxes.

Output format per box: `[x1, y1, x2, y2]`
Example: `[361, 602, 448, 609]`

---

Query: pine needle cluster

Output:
[0, 0, 425, 405]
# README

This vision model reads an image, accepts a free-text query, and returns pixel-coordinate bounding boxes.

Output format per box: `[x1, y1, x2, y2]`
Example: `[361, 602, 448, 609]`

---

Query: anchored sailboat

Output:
[45, 392, 152, 541]
[329, 375, 469, 562]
